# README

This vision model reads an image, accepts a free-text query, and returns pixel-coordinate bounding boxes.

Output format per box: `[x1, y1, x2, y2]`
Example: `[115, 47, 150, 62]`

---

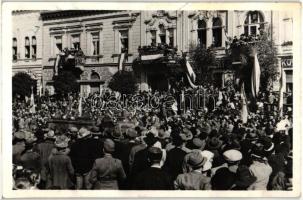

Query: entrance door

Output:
[148, 74, 168, 92]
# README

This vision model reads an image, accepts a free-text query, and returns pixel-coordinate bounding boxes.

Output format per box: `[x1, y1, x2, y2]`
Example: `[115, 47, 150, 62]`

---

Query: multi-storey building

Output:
[12, 10, 293, 95]
[12, 11, 43, 93]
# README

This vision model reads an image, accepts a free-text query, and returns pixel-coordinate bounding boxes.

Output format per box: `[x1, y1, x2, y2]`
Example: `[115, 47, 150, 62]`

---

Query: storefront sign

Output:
[281, 57, 293, 68]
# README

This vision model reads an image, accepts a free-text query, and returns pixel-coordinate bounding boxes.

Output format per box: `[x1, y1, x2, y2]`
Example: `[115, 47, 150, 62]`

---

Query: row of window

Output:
[196, 12, 265, 48]
[13, 36, 37, 60]
[197, 17, 223, 48]
[12, 11, 271, 61]
[53, 30, 129, 56]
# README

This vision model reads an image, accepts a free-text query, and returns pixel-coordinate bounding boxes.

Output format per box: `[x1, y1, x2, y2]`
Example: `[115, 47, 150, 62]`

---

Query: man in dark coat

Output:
[163, 132, 188, 181]
[115, 128, 138, 189]
[131, 133, 158, 176]
[36, 130, 56, 189]
[132, 147, 173, 190]
[69, 127, 103, 189]
[89, 139, 126, 190]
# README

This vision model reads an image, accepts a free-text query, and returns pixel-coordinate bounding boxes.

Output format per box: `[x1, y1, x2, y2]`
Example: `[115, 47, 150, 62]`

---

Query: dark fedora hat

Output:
[147, 147, 163, 162]
[144, 132, 158, 147]
[90, 126, 102, 135]
[206, 137, 223, 150]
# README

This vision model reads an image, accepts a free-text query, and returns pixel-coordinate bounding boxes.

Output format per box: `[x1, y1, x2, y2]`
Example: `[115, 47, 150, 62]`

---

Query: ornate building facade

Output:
[12, 10, 293, 95]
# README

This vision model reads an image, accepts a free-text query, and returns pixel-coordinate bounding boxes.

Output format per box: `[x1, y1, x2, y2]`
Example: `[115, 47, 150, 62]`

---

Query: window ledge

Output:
[211, 47, 226, 50]
[85, 55, 104, 58]
[112, 53, 133, 58]
[14, 58, 40, 62]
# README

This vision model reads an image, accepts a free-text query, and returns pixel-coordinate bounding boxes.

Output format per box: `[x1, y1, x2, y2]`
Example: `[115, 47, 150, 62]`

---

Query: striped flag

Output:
[54, 54, 61, 76]
[240, 83, 248, 124]
[29, 87, 36, 113]
[185, 60, 196, 82]
[181, 90, 185, 113]
[186, 74, 198, 89]
[118, 53, 126, 71]
[78, 96, 82, 117]
[279, 68, 286, 116]
[39, 75, 43, 96]
[251, 51, 261, 98]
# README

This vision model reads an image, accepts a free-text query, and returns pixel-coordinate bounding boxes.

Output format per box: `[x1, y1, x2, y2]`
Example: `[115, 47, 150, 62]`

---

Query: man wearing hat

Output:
[211, 167, 236, 190]
[182, 138, 206, 173]
[67, 127, 79, 145]
[120, 128, 138, 175]
[217, 149, 243, 174]
[132, 147, 173, 190]
[36, 130, 56, 188]
[175, 151, 211, 190]
[205, 137, 225, 168]
[48, 136, 74, 189]
[69, 127, 102, 189]
[231, 165, 257, 190]
[163, 131, 189, 181]
[248, 145, 273, 190]
[20, 134, 41, 174]
[89, 139, 126, 190]
[131, 132, 158, 178]
[13, 131, 26, 165]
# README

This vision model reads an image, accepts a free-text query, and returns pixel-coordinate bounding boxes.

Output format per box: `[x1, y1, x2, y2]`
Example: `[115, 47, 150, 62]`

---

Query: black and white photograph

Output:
[1, 2, 301, 198]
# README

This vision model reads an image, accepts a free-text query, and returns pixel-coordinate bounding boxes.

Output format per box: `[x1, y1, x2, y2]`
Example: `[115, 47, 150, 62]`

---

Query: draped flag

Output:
[39, 75, 43, 97]
[279, 68, 286, 116]
[118, 53, 126, 71]
[181, 90, 185, 112]
[29, 87, 36, 114]
[186, 74, 198, 89]
[78, 96, 82, 117]
[185, 60, 196, 82]
[251, 52, 261, 98]
[171, 100, 178, 115]
[54, 54, 61, 76]
[240, 83, 248, 124]
[141, 54, 163, 61]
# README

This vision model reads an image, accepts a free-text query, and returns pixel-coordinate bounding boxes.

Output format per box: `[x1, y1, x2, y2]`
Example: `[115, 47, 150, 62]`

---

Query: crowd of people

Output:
[12, 83, 293, 190]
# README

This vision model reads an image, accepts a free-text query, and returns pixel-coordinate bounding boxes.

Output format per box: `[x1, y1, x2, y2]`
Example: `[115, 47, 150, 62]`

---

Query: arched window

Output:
[159, 24, 166, 44]
[197, 20, 207, 48]
[25, 37, 30, 58]
[91, 72, 100, 80]
[90, 72, 100, 94]
[212, 18, 222, 47]
[244, 11, 265, 36]
[13, 38, 17, 61]
[31, 36, 37, 59]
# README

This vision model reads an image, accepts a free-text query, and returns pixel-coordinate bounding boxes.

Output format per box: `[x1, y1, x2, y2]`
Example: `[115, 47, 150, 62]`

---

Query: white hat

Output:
[78, 127, 91, 139]
[223, 149, 243, 162]
[44, 130, 56, 139]
[201, 150, 214, 161]
[200, 150, 214, 172]
[202, 161, 212, 172]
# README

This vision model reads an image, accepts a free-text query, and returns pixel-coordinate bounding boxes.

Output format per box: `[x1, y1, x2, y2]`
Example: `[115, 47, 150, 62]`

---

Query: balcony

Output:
[85, 55, 103, 64]
[211, 47, 226, 58]
[281, 41, 292, 55]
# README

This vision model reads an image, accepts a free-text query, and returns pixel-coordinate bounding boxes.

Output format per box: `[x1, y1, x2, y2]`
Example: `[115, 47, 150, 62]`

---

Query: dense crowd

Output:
[12, 84, 293, 190]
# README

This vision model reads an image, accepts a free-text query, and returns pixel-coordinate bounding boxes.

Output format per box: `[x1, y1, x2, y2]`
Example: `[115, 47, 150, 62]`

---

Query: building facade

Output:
[12, 10, 293, 95]
[12, 11, 43, 94]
